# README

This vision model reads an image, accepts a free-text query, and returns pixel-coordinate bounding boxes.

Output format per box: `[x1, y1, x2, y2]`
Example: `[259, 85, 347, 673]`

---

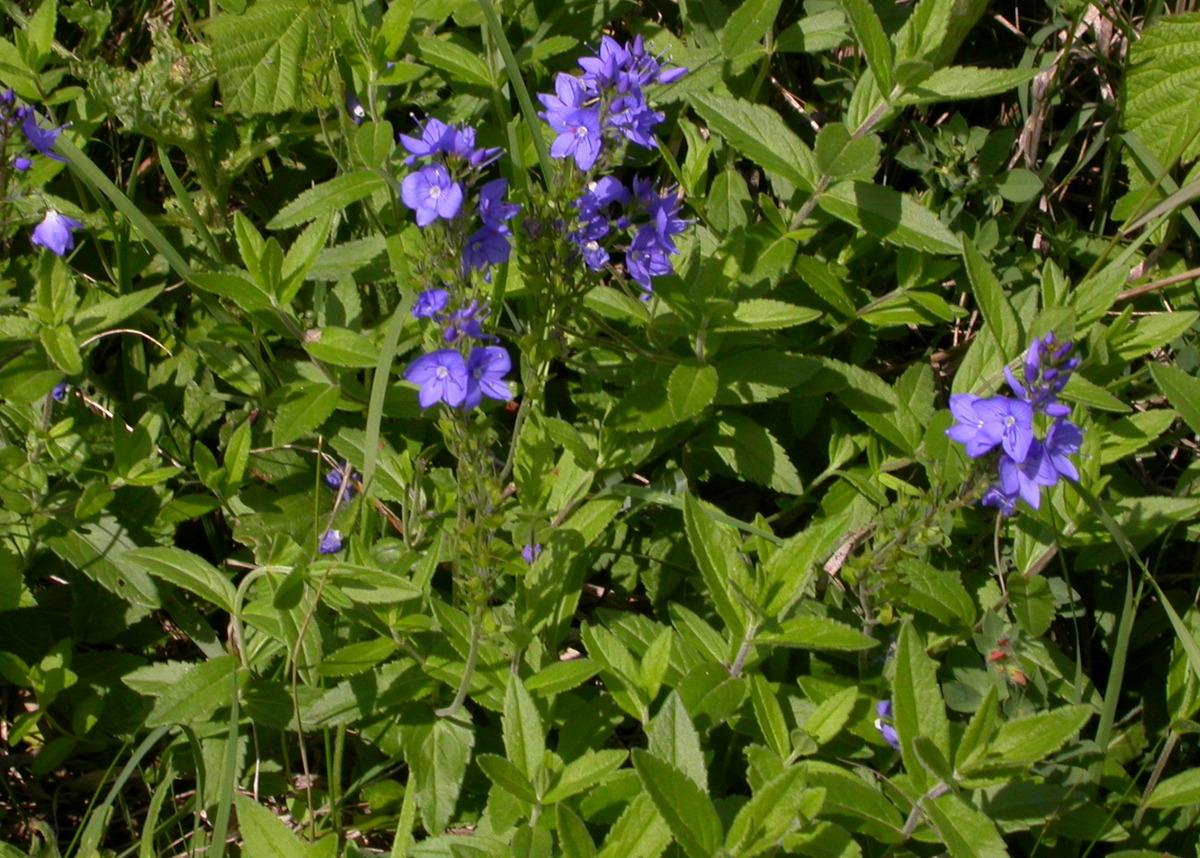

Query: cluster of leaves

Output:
[3, 0, 1200, 857]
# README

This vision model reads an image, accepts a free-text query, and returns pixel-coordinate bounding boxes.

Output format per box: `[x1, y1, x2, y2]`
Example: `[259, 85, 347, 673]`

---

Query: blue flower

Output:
[981, 484, 1018, 516]
[874, 700, 900, 751]
[325, 462, 359, 501]
[540, 74, 603, 171]
[463, 346, 513, 409]
[946, 394, 1033, 462]
[31, 210, 85, 257]
[404, 348, 469, 408]
[521, 543, 542, 564]
[21, 111, 66, 161]
[51, 381, 69, 402]
[1043, 419, 1083, 482]
[319, 529, 343, 554]
[626, 226, 674, 292]
[399, 117, 455, 164]
[413, 288, 450, 319]
[477, 179, 520, 229]
[997, 443, 1057, 510]
[401, 164, 464, 227]
[463, 226, 512, 274]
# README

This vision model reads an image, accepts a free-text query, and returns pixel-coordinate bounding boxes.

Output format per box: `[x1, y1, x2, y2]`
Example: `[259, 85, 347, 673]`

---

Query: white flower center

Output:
[429, 185, 441, 199]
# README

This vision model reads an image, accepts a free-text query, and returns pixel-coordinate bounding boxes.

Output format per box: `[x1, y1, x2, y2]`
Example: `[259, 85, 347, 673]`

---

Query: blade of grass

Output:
[156, 142, 226, 264]
[476, 0, 555, 186]
[72, 725, 171, 857]
[206, 660, 242, 858]
[55, 136, 196, 284]
[361, 296, 413, 505]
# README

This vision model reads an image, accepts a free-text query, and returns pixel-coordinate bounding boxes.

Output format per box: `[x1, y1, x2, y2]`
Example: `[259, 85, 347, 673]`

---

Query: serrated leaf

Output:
[981, 706, 1091, 767]
[1150, 363, 1200, 436]
[805, 685, 857, 745]
[525, 659, 600, 696]
[40, 324, 81, 375]
[206, 0, 312, 115]
[1100, 409, 1177, 465]
[544, 749, 627, 804]
[758, 616, 876, 651]
[272, 382, 341, 446]
[706, 168, 753, 232]
[416, 35, 493, 87]
[841, 0, 893, 95]
[820, 181, 959, 254]
[1123, 13, 1200, 190]
[962, 237, 1020, 357]
[689, 93, 818, 192]
[719, 299, 823, 331]
[895, 65, 1038, 105]
[893, 623, 951, 790]
[75, 287, 163, 337]
[715, 350, 822, 405]
[724, 767, 807, 856]
[141, 655, 238, 728]
[234, 794, 311, 858]
[924, 791, 1008, 858]
[503, 676, 544, 780]
[126, 547, 237, 614]
[815, 122, 881, 179]
[267, 172, 388, 230]
[192, 272, 275, 311]
[648, 692, 707, 791]
[684, 494, 750, 637]
[631, 749, 723, 858]
[1147, 767, 1200, 809]
[667, 362, 718, 421]
[302, 327, 380, 368]
[721, 0, 782, 57]
[710, 413, 804, 495]
[476, 753, 538, 804]
[406, 718, 474, 835]
[595, 794, 672, 858]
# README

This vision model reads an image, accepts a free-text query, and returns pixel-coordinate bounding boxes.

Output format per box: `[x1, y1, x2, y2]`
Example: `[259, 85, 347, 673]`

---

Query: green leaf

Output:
[776, 9, 850, 54]
[924, 791, 1008, 858]
[125, 547, 237, 614]
[894, 65, 1038, 105]
[503, 676, 545, 780]
[976, 706, 1091, 769]
[44, 517, 161, 609]
[758, 616, 876, 651]
[689, 93, 819, 192]
[75, 286, 163, 337]
[710, 413, 803, 495]
[683, 494, 751, 636]
[233, 794, 312, 858]
[820, 181, 960, 254]
[607, 364, 715, 433]
[647, 692, 707, 791]
[724, 767, 807, 857]
[1100, 409, 1177, 465]
[556, 804, 597, 858]
[719, 299, 823, 331]
[1111, 311, 1199, 361]
[893, 623, 951, 789]
[805, 760, 905, 842]
[1008, 572, 1054, 637]
[631, 749, 724, 858]
[962, 237, 1020, 358]
[595, 794, 672, 858]
[406, 718, 474, 835]
[721, 0, 783, 57]
[40, 324, 82, 376]
[476, 753, 538, 804]
[805, 685, 857, 745]
[206, 0, 313, 115]
[815, 122, 881, 179]
[27, 0, 57, 66]
[272, 382, 342, 446]
[841, 0, 894, 95]
[706, 168, 753, 232]
[1147, 767, 1200, 809]
[136, 655, 238, 728]
[191, 272, 275, 312]
[315, 639, 398, 678]
[267, 172, 388, 230]
[749, 675, 790, 758]
[543, 749, 628, 804]
[416, 35, 494, 87]
[303, 326, 380, 368]
[1150, 363, 1200, 436]
[1123, 13, 1200, 191]
[525, 659, 600, 697]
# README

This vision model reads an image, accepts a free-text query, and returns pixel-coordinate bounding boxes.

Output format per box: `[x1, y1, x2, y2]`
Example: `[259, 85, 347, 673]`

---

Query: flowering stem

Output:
[435, 610, 483, 719]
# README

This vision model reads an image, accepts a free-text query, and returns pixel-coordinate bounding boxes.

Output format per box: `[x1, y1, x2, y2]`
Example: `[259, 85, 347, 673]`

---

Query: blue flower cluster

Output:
[946, 334, 1083, 514]
[538, 39, 689, 295]
[404, 292, 513, 410]
[2, 89, 84, 257]
[398, 118, 518, 280]
[538, 36, 685, 171]
[569, 175, 687, 295]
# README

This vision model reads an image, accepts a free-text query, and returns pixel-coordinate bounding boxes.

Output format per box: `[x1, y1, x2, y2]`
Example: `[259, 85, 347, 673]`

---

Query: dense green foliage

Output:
[2, 0, 1200, 856]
